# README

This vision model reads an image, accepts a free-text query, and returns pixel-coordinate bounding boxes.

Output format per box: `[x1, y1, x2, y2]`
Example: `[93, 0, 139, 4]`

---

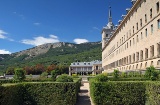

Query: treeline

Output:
[5, 64, 69, 75]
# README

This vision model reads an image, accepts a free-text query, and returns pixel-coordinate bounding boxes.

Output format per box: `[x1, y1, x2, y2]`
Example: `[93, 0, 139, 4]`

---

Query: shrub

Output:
[145, 66, 159, 80]
[113, 69, 119, 79]
[56, 74, 73, 82]
[0, 79, 81, 105]
[51, 70, 59, 81]
[72, 74, 79, 78]
[121, 72, 127, 78]
[90, 81, 146, 105]
[40, 72, 48, 78]
[94, 73, 108, 82]
[13, 68, 26, 81]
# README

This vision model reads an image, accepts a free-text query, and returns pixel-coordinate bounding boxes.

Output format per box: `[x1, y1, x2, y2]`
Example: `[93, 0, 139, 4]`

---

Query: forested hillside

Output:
[0, 42, 102, 72]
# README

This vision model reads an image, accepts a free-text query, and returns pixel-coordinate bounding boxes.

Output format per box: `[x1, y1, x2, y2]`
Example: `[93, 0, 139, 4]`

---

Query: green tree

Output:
[95, 73, 108, 82]
[56, 74, 73, 82]
[41, 72, 48, 78]
[51, 70, 59, 81]
[113, 69, 119, 79]
[145, 66, 159, 80]
[6, 67, 15, 75]
[14, 68, 26, 81]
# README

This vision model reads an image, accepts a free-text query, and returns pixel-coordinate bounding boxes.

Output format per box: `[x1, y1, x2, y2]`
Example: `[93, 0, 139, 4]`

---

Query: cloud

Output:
[0, 30, 7, 39]
[21, 35, 60, 46]
[93, 27, 100, 31]
[73, 38, 89, 44]
[33, 22, 41, 26]
[0, 49, 11, 54]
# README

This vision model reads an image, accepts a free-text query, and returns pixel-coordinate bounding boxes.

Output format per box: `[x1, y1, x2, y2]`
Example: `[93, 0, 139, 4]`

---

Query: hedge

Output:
[145, 82, 160, 105]
[0, 78, 81, 105]
[90, 80, 160, 105]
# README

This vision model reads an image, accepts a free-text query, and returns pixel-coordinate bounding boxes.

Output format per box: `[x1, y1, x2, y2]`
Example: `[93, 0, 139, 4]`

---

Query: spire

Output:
[108, 6, 112, 23]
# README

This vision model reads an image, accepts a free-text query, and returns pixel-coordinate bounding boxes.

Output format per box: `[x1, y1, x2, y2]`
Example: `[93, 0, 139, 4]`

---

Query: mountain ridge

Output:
[0, 41, 102, 71]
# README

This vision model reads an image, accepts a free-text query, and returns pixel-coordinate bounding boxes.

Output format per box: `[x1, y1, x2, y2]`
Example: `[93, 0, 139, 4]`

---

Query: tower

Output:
[102, 6, 115, 49]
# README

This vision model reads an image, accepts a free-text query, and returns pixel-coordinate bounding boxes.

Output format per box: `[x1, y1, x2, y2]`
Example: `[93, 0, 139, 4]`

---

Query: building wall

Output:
[102, 0, 160, 73]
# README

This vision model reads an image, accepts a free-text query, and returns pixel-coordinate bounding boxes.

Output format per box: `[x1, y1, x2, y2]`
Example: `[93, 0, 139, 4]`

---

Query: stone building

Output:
[102, 0, 160, 73]
[69, 60, 102, 75]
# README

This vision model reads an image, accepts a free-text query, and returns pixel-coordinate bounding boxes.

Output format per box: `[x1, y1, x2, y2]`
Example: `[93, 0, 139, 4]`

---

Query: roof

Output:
[70, 60, 102, 67]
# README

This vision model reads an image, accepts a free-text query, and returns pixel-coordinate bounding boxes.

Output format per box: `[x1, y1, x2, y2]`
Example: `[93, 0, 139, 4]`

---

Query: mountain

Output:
[0, 42, 102, 71]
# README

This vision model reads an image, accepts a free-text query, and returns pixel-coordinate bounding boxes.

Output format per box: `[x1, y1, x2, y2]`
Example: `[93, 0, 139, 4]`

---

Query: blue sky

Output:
[0, 0, 131, 54]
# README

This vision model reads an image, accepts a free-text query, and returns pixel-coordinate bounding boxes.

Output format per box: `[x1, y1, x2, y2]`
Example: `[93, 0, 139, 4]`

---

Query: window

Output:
[157, 2, 159, 13]
[127, 42, 128, 48]
[137, 35, 139, 42]
[151, 61, 153, 66]
[127, 32, 128, 38]
[124, 35, 125, 41]
[145, 14, 147, 23]
[150, 8, 152, 19]
[145, 48, 148, 59]
[150, 45, 154, 57]
[106, 34, 108, 37]
[140, 50, 143, 60]
[120, 39, 121, 44]
[157, 60, 160, 65]
[133, 53, 135, 62]
[158, 43, 160, 56]
[117, 42, 118, 47]
[133, 38, 135, 45]
[144, 0, 146, 2]
[145, 28, 148, 37]
[122, 37, 123, 43]
[141, 32, 143, 39]
[137, 23, 138, 30]
[151, 24, 153, 34]
[130, 40, 131, 46]
[133, 26, 134, 34]
[158, 19, 160, 29]
[136, 52, 139, 61]
[129, 55, 131, 64]
[140, 19, 142, 27]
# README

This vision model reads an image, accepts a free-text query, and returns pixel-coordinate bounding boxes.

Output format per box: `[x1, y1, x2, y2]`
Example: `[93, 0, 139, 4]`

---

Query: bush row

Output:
[90, 80, 160, 105]
[0, 78, 81, 105]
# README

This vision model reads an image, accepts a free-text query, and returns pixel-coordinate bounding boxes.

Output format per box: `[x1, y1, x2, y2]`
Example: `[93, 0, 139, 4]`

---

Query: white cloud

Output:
[0, 49, 11, 54]
[93, 27, 100, 31]
[73, 38, 89, 44]
[0, 30, 7, 39]
[34, 22, 41, 26]
[21, 35, 60, 46]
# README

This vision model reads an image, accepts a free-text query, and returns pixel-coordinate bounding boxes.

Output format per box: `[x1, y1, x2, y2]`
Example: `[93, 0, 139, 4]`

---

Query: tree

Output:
[46, 64, 57, 74]
[145, 66, 159, 80]
[56, 74, 73, 82]
[34, 64, 45, 75]
[51, 70, 59, 81]
[6, 67, 15, 75]
[113, 69, 120, 79]
[14, 68, 26, 81]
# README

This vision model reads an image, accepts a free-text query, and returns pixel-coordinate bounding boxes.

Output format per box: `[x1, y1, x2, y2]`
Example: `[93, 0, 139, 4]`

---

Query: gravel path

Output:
[76, 82, 94, 105]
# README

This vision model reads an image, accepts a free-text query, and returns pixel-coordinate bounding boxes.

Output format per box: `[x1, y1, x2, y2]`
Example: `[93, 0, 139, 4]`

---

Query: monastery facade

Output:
[102, 0, 160, 73]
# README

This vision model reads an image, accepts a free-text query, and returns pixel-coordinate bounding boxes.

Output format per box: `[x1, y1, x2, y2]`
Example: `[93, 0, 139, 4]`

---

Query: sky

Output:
[0, 0, 132, 54]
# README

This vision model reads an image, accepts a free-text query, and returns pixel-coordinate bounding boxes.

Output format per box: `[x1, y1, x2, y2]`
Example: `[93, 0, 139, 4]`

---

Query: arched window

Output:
[145, 62, 147, 68]
[151, 61, 153, 66]
[157, 60, 160, 65]
[140, 63, 142, 69]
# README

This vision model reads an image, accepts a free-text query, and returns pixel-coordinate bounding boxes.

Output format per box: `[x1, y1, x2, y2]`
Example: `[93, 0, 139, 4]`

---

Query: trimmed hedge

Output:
[90, 80, 160, 105]
[90, 80, 146, 105]
[145, 82, 160, 105]
[0, 78, 81, 105]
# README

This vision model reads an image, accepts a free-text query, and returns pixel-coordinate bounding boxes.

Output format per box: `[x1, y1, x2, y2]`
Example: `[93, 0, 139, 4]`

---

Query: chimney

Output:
[121, 15, 126, 19]
[131, 0, 136, 5]
[118, 20, 122, 24]
[126, 8, 130, 13]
